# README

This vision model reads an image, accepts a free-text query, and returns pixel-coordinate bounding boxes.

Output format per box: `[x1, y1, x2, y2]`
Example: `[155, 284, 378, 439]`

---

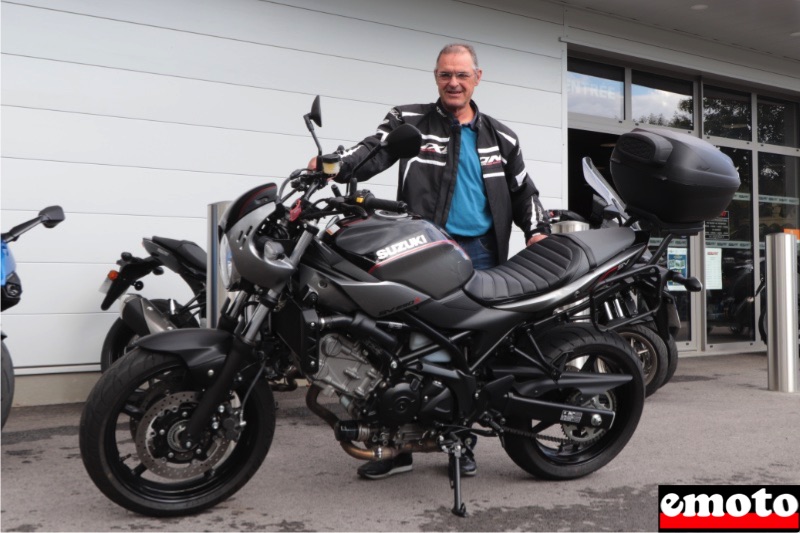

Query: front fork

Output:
[182, 226, 317, 446]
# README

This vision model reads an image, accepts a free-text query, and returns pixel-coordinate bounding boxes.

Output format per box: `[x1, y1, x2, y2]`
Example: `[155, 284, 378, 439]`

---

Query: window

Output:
[567, 58, 624, 120]
[702, 86, 751, 140]
[757, 96, 799, 147]
[758, 153, 800, 240]
[632, 71, 693, 130]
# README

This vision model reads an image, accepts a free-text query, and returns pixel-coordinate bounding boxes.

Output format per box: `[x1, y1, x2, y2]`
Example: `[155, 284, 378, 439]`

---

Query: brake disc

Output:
[135, 391, 231, 479]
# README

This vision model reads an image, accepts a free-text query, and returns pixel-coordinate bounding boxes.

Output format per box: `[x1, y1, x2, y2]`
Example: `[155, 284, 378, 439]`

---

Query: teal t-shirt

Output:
[445, 125, 493, 237]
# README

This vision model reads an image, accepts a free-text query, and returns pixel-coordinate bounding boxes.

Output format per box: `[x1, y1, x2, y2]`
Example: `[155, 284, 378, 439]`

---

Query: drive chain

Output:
[501, 425, 570, 444]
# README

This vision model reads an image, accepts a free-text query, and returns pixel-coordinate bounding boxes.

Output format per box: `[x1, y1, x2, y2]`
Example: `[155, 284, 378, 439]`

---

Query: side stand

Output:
[446, 441, 468, 517]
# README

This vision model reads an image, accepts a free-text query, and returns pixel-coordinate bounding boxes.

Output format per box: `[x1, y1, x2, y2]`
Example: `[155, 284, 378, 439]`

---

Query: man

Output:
[314, 43, 550, 478]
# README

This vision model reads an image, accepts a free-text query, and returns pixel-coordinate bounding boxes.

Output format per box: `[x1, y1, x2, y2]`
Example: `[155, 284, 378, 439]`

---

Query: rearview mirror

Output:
[383, 124, 422, 159]
[39, 205, 65, 228]
[307, 96, 322, 128]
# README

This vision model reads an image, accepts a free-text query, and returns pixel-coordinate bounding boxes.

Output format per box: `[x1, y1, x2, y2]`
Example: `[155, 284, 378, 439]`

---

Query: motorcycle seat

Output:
[463, 227, 636, 305]
[151, 236, 208, 272]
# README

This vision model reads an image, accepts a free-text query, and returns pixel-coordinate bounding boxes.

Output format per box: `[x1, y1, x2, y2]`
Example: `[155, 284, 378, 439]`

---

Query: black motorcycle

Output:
[98, 237, 207, 371]
[79, 98, 737, 518]
[1, 206, 66, 428]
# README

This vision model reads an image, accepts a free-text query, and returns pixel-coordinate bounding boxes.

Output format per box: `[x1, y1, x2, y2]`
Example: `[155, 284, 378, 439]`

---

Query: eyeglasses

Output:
[435, 71, 474, 82]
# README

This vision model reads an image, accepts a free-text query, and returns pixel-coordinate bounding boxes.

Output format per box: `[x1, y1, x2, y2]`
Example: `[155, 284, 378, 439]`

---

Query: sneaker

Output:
[357, 453, 413, 480]
[460, 455, 478, 477]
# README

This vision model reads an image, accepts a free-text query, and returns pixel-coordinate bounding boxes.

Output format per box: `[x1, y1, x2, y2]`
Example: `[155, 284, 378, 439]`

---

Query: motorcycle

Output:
[98, 237, 207, 371]
[1, 206, 66, 428]
[79, 99, 736, 518]
[549, 160, 677, 396]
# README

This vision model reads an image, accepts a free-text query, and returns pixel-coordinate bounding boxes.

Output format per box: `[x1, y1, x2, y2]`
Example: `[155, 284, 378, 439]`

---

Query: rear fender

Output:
[100, 256, 162, 311]
[134, 328, 232, 387]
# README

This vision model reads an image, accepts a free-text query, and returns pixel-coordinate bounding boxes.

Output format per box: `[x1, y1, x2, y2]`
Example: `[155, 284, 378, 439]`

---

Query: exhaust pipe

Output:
[305, 385, 439, 460]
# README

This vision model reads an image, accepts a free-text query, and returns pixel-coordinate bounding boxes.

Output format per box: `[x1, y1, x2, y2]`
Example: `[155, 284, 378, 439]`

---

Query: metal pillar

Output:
[206, 202, 230, 329]
[766, 233, 798, 393]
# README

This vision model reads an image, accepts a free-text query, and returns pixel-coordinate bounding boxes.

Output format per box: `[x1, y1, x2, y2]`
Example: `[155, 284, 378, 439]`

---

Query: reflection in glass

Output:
[758, 153, 799, 241]
[757, 97, 799, 147]
[705, 147, 756, 342]
[703, 86, 752, 140]
[567, 58, 624, 120]
[653, 232, 692, 342]
[632, 71, 693, 129]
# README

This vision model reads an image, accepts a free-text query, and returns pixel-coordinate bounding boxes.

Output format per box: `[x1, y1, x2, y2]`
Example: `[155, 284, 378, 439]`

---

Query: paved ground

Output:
[1, 352, 798, 532]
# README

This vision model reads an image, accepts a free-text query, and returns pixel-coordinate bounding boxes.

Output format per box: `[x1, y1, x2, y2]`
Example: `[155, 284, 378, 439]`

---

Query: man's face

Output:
[434, 51, 482, 115]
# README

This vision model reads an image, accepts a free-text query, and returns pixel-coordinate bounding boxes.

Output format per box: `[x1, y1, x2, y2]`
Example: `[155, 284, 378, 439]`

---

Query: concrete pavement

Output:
[1, 352, 798, 532]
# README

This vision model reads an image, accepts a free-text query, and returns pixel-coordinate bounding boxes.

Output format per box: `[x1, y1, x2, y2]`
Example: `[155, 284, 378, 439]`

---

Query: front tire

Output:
[80, 348, 275, 516]
[1, 341, 14, 429]
[503, 324, 644, 480]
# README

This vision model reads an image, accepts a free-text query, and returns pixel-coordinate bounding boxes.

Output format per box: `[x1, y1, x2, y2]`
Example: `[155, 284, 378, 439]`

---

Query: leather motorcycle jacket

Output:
[337, 99, 550, 262]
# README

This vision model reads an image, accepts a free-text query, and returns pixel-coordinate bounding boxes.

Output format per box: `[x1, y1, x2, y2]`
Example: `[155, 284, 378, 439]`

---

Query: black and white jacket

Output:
[337, 100, 550, 262]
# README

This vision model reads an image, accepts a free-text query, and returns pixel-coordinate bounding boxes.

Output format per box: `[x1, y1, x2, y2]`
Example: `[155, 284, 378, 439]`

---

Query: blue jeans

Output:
[453, 232, 498, 270]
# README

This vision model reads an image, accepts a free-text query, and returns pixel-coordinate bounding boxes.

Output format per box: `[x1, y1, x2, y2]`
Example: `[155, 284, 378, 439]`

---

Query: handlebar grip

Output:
[362, 196, 407, 213]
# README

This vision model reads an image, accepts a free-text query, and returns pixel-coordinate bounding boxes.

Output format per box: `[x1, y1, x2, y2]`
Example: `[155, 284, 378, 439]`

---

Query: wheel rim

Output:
[103, 364, 259, 504]
[620, 331, 658, 386]
[526, 349, 637, 466]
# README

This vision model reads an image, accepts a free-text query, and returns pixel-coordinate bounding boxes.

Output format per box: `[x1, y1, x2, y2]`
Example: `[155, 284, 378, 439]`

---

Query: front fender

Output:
[135, 328, 233, 386]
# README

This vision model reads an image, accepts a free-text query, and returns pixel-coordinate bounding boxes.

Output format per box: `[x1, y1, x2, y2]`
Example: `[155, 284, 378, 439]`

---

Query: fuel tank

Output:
[329, 211, 473, 299]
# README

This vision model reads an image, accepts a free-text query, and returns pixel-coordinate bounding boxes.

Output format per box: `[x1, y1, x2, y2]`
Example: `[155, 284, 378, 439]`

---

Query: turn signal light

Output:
[107, 270, 119, 281]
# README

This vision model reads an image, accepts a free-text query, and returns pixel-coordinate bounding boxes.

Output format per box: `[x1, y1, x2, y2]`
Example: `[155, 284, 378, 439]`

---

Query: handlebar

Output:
[357, 193, 407, 214]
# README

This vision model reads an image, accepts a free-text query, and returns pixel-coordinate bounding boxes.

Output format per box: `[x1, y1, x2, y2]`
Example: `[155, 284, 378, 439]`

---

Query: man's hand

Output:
[307, 157, 318, 170]
[527, 233, 547, 246]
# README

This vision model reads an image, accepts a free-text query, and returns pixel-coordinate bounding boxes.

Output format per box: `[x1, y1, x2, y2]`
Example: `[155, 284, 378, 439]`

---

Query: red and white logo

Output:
[658, 485, 799, 532]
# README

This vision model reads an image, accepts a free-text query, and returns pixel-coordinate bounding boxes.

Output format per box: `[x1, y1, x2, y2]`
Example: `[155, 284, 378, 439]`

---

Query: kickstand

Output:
[446, 442, 468, 517]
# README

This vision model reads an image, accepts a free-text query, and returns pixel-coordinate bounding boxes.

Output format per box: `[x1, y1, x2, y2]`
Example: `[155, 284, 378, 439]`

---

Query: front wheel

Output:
[1, 341, 14, 429]
[80, 348, 275, 517]
[503, 324, 644, 480]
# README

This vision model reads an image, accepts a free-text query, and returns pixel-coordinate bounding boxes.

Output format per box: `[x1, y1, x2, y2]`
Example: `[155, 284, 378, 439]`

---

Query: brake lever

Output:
[343, 203, 368, 218]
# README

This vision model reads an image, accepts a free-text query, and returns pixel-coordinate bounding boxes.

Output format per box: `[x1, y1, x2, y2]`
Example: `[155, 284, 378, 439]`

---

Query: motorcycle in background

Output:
[549, 159, 677, 396]
[1, 206, 66, 428]
[98, 237, 206, 371]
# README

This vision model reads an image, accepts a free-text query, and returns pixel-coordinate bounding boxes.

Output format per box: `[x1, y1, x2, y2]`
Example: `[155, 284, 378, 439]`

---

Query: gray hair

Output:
[436, 43, 479, 70]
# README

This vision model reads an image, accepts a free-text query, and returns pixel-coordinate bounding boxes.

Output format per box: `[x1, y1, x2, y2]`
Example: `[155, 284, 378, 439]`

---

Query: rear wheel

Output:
[80, 348, 275, 516]
[617, 324, 667, 397]
[1, 341, 14, 429]
[503, 324, 644, 480]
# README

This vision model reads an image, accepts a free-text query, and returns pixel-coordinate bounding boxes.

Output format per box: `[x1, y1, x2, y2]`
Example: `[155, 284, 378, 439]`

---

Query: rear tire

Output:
[503, 324, 644, 480]
[80, 348, 275, 516]
[617, 324, 668, 397]
[1, 341, 14, 429]
[661, 333, 679, 386]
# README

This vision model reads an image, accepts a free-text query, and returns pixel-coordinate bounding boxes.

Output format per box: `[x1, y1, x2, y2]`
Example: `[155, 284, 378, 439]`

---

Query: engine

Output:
[311, 333, 384, 405]
[309, 332, 455, 427]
